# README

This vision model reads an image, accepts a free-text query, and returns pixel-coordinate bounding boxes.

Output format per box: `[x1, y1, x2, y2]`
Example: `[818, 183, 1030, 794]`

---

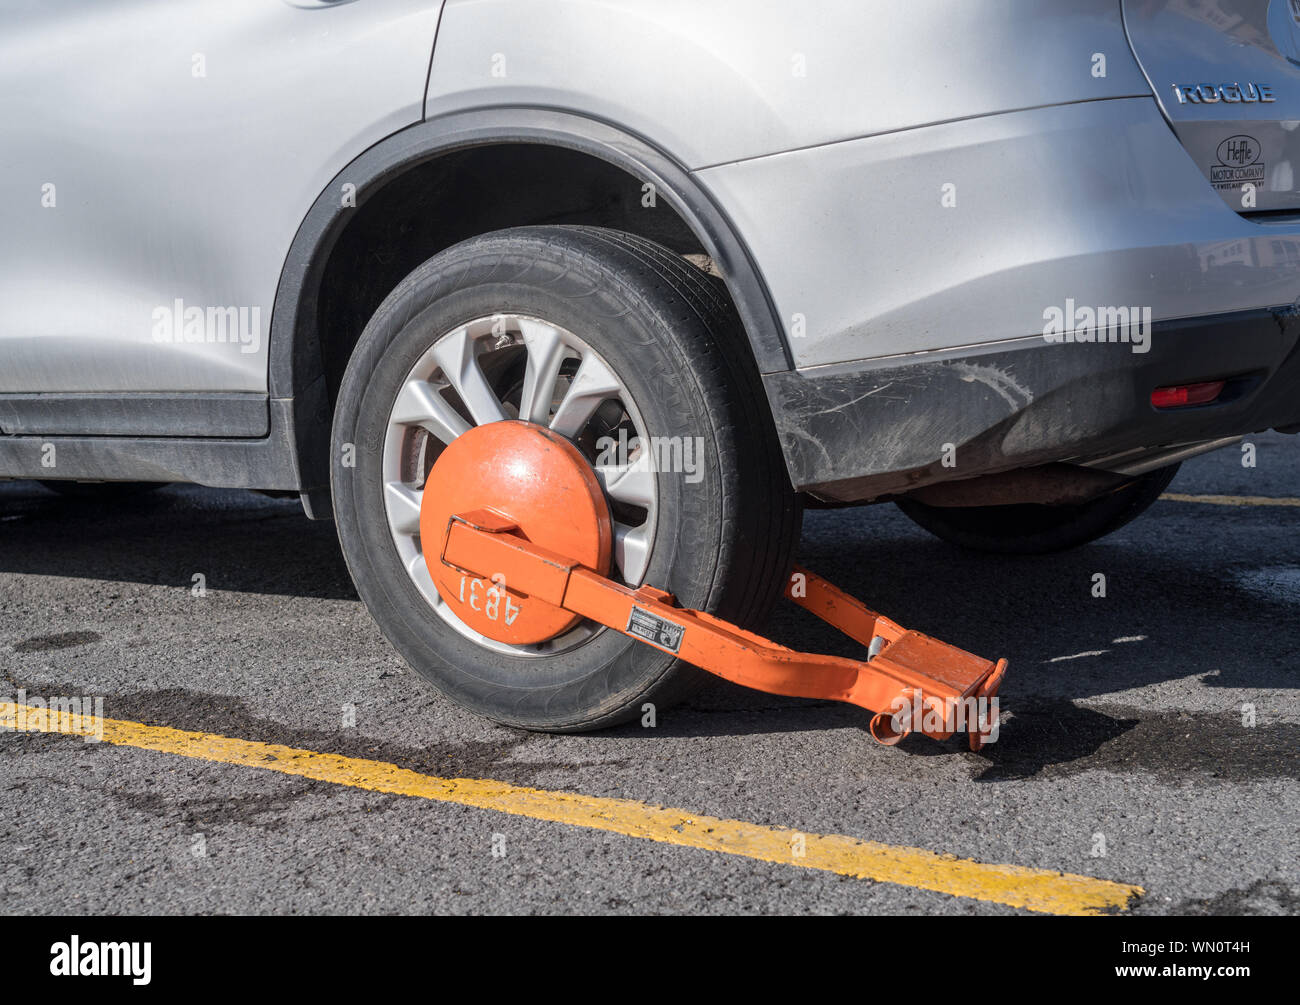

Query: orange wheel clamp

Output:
[422, 420, 1008, 749]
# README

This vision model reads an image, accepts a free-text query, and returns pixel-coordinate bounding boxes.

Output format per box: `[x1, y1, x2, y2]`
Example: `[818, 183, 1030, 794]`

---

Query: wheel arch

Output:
[269, 108, 793, 513]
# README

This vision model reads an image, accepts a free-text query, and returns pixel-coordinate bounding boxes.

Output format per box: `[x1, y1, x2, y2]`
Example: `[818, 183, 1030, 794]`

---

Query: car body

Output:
[4, 1, 1299, 726]
[3, 0, 1298, 505]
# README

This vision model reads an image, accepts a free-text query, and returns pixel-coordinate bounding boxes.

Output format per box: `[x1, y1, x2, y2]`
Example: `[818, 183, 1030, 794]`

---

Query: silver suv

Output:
[5, 1, 1299, 729]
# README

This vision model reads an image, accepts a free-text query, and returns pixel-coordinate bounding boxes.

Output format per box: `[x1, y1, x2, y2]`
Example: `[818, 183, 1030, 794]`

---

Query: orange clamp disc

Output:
[419, 420, 612, 645]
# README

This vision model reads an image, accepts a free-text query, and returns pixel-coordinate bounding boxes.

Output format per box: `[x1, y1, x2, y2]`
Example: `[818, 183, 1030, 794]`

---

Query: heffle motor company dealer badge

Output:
[1210, 134, 1264, 188]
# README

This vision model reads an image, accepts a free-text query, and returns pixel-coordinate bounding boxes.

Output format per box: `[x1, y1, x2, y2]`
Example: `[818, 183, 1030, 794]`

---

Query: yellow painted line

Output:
[1, 702, 1141, 915]
[1161, 492, 1300, 508]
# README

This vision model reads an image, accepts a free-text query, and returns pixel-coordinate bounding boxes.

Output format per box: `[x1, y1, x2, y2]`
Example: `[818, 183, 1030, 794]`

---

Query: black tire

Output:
[331, 226, 801, 731]
[39, 481, 166, 499]
[895, 463, 1180, 555]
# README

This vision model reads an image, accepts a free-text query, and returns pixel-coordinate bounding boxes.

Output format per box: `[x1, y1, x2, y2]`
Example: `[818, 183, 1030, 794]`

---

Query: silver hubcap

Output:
[381, 314, 658, 657]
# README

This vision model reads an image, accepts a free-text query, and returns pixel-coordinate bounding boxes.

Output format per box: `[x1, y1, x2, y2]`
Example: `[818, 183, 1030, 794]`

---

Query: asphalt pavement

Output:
[1, 433, 1296, 915]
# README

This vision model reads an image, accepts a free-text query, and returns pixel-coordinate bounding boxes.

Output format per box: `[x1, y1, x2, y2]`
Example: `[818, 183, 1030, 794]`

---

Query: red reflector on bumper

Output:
[1151, 380, 1225, 409]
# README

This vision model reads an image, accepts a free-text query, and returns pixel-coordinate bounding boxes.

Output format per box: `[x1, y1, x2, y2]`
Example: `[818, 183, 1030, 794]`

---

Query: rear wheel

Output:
[331, 226, 800, 731]
[895, 464, 1180, 555]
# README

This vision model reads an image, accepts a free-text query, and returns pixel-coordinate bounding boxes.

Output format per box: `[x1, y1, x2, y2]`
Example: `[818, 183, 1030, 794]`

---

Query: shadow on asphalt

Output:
[0, 480, 356, 601]
[3, 478, 1296, 782]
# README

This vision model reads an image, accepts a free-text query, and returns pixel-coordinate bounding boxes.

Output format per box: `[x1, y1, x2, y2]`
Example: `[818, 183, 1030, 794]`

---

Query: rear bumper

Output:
[766, 306, 1300, 502]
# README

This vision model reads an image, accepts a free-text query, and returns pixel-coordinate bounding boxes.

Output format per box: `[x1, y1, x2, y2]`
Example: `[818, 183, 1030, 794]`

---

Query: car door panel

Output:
[0, 0, 442, 434]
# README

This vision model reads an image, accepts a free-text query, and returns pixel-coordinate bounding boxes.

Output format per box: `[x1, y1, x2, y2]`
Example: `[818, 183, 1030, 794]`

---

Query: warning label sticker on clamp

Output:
[626, 606, 685, 654]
